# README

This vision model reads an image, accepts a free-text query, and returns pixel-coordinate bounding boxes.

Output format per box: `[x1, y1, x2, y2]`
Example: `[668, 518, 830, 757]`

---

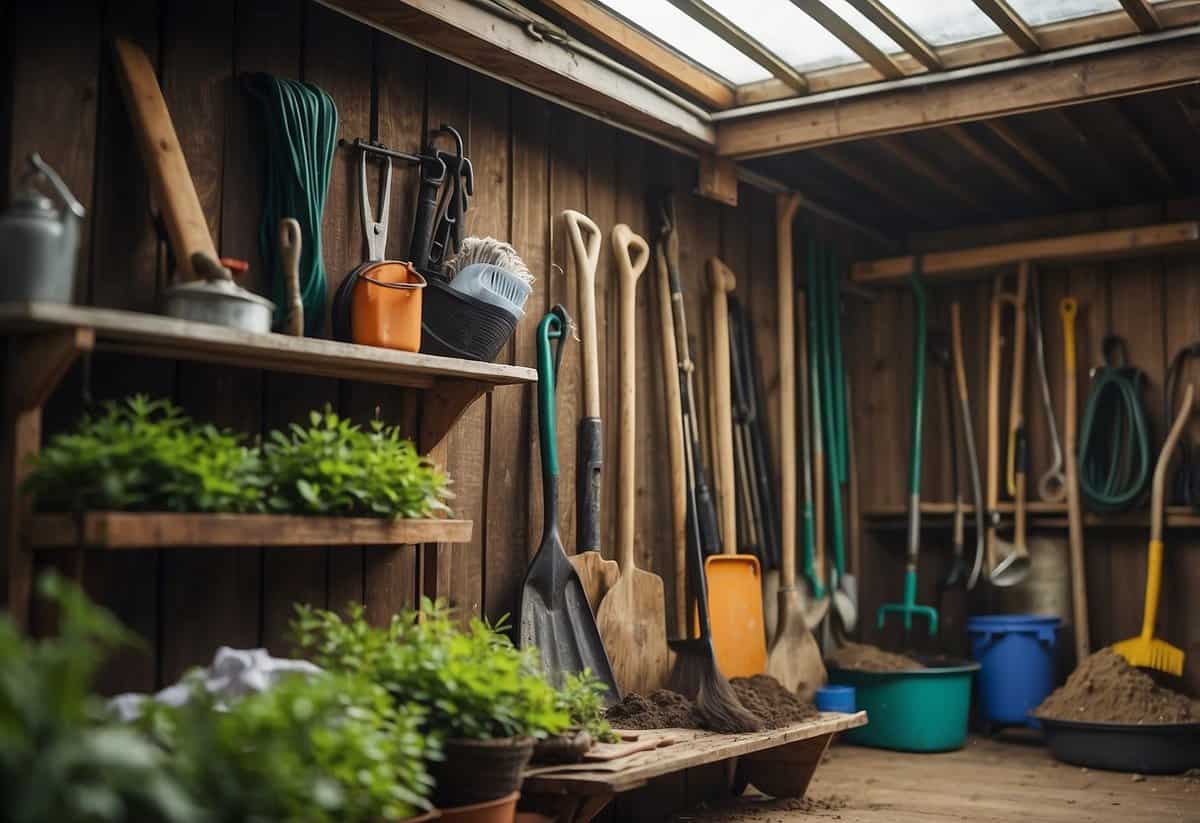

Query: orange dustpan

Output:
[704, 258, 768, 677]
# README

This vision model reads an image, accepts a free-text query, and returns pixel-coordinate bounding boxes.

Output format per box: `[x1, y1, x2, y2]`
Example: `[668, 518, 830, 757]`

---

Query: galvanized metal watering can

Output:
[0, 153, 85, 304]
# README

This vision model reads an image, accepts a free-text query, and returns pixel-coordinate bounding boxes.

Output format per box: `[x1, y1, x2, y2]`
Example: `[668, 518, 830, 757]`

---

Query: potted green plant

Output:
[0, 573, 202, 823]
[142, 672, 439, 823]
[533, 670, 621, 763]
[293, 601, 570, 816]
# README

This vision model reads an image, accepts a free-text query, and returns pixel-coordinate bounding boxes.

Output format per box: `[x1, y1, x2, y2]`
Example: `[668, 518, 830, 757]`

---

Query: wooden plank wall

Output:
[2, 0, 819, 694]
[849, 201, 1200, 694]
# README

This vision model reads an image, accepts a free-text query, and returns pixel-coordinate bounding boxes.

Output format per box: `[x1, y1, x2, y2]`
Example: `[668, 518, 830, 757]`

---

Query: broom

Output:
[660, 191, 759, 734]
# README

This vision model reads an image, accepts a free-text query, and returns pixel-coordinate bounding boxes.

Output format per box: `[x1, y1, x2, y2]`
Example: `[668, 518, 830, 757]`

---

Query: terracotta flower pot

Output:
[438, 791, 519, 823]
[430, 737, 534, 809]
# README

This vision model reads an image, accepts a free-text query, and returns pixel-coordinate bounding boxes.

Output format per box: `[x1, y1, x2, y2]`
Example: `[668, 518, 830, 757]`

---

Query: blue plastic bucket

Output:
[815, 685, 856, 713]
[967, 614, 1061, 728]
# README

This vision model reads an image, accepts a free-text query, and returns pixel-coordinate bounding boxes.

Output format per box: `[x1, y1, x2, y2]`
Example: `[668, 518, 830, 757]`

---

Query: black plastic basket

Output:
[420, 278, 519, 362]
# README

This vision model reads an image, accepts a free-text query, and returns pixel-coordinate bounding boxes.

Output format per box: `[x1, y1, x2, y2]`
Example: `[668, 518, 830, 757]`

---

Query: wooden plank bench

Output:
[520, 711, 868, 822]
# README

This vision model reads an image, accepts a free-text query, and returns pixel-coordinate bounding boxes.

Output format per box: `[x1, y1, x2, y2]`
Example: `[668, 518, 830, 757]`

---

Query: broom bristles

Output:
[668, 642, 761, 734]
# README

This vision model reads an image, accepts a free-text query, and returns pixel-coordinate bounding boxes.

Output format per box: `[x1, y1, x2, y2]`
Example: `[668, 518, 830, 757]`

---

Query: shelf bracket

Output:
[4, 327, 94, 630]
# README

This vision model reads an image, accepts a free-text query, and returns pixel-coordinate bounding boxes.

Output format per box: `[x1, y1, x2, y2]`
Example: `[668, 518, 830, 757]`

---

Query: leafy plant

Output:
[265, 407, 452, 518]
[142, 674, 437, 823]
[292, 600, 569, 741]
[24, 395, 266, 514]
[557, 671, 618, 743]
[0, 573, 201, 823]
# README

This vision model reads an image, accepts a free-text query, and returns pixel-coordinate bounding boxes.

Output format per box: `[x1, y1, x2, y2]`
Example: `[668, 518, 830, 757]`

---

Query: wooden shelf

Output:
[862, 503, 1200, 529]
[28, 512, 473, 548]
[0, 302, 536, 391]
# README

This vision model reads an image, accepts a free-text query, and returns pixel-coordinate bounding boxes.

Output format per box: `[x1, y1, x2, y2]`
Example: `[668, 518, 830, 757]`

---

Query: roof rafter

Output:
[810, 145, 939, 223]
[537, 0, 735, 109]
[787, 0, 904, 79]
[1119, 0, 1161, 32]
[982, 120, 1075, 198]
[873, 135, 988, 212]
[665, 0, 809, 93]
[970, 0, 1040, 53]
[843, 0, 942, 71]
[942, 124, 1041, 196]
[1104, 101, 1175, 187]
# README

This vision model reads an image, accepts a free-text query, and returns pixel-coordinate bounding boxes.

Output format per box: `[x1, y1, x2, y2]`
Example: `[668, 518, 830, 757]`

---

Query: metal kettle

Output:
[0, 153, 85, 304]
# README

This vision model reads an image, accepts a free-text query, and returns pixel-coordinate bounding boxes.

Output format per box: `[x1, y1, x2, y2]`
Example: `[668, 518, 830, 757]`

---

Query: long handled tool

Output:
[1030, 274, 1067, 502]
[594, 225, 672, 696]
[518, 307, 619, 702]
[878, 264, 938, 635]
[1112, 383, 1192, 677]
[1062, 298, 1090, 661]
[930, 330, 970, 592]
[563, 210, 620, 612]
[951, 304, 985, 590]
[653, 194, 689, 637]
[705, 259, 767, 678]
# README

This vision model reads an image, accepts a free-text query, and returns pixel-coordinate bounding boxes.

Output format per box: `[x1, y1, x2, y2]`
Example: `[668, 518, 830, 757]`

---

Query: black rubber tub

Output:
[1040, 717, 1200, 774]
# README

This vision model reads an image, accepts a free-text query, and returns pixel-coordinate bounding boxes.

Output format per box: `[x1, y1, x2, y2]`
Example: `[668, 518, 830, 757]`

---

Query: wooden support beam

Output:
[788, 0, 905, 79]
[716, 34, 1200, 157]
[851, 221, 1200, 284]
[942, 124, 1040, 196]
[328, 0, 713, 147]
[1120, 0, 1162, 32]
[666, 0, 808, 93]
[982, 120, 1075, 198]
[1105, 102, 1175, 188]
[873, 136, 988, 212]
[697, 154, 739, 206]
[810, 146, 938, 223]
[536, 0, 735, 109]
[970, 0, 1040, 53]
[843, 0, 942, 71]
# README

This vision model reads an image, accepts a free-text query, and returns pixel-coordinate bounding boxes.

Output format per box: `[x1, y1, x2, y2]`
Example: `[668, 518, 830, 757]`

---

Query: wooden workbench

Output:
[520, 711, 868, 822]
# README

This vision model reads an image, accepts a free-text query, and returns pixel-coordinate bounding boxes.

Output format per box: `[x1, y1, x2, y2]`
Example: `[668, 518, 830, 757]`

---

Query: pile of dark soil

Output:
[1035, 648, 1198, 725]
[730, 674, 819, 729]
[827, 642, 924, 672]
[607, 689, 702, 730]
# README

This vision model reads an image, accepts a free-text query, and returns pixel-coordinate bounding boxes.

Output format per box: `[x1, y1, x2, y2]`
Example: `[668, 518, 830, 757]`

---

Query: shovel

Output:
[594, 224, 673, 696]
[518, 306, 619, 702]
[562, 209, 620, 612]
[705, 258, 768, 678]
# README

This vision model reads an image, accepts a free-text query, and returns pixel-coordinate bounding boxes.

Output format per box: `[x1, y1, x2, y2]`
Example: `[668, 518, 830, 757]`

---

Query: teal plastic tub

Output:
[828, 660, 980, 752]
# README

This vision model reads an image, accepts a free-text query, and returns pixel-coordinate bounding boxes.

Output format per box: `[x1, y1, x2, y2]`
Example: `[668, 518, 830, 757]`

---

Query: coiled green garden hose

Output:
[244, 73, 338, 335]
[1078, 335, 1152, 513]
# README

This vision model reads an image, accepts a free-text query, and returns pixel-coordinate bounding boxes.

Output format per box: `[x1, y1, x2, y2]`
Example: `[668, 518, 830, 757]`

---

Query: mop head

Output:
[445, 236, 533, 284]
[668, 640, 761, 733]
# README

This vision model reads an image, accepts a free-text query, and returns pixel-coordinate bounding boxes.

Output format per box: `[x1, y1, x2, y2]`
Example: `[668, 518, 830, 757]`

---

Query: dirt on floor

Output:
[608, 675, 817, 732]
[826, 642, 924, 672]
[1034, 648, 1199, 724]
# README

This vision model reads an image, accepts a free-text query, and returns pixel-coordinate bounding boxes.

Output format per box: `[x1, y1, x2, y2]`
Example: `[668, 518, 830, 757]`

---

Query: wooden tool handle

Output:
[279, 219, 303, 336]
[1060, 296, 1089, 658]
[657, 243, 688, 635]
[986, 274, 1004, 574]
[614, 223, 648, 572]
[113, 38, 218, 277]
[777, 193, 801, 588]
[1005, 263, 1030, 497]
[1153, 384, 1194, 543]
[563, 210, 604, 417]
[709, 258, 737, 556]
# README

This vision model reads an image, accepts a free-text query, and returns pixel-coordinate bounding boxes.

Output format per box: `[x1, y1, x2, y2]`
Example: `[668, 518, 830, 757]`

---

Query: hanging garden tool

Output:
[1078, 335, 1151, 513]
[1112, 383, 1192, 677]
[653, 191, 688, 637]
[517, 306, 619, 702]
[594, 224, 672, 696]
[1029, 272, 1067, 502]
[985, 264, 1031, 587]
[951, 303, 985, 591]
[878, 263, 938, 635]
[409, 125, 473, 275]
[562, 210, 619, 613]
[929, 329, 970, 593]
[279, 219, 304, 336]
[705, 258, 767, 678]
[1164, 341, 1200, 507]
[1061, 297, 1090, 661]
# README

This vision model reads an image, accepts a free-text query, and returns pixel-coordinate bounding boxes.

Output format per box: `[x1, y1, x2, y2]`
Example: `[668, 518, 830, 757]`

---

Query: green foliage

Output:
[557, 671, 618, 743]
[24, 395, 266, 514]
[143, 674, 437, 823]
[0, 573, 201, 823]
[292, 600, 569, 742]
[265, 407, 451, 518]
[25, 396, 452, 519]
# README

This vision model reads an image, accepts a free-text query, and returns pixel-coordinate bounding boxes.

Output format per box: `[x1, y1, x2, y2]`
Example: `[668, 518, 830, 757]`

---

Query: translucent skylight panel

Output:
[707, 0, 903, 74]
[1006, 0, 1122, 26]
[595, 0, 772, 84]
[881, 0, 1003, 46]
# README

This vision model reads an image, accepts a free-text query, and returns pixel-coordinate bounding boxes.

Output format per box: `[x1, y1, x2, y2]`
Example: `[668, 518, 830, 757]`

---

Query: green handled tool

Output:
[878, 264, 939, 635]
